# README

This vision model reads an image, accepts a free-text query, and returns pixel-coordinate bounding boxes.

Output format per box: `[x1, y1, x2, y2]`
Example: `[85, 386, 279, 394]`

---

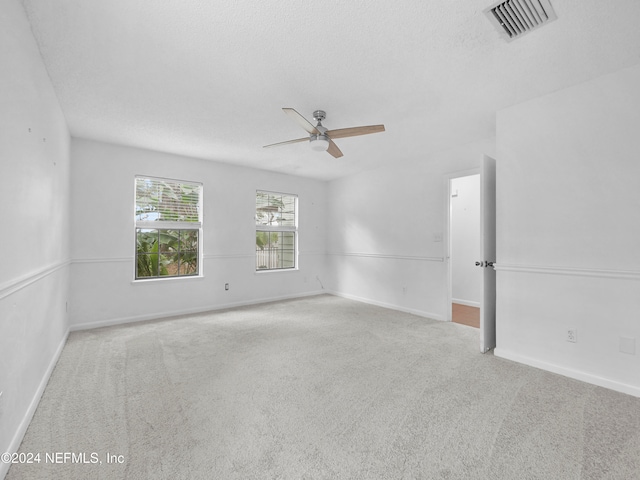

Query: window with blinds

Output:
[255, 191, 297, 271]
[135, 176, 202, 279]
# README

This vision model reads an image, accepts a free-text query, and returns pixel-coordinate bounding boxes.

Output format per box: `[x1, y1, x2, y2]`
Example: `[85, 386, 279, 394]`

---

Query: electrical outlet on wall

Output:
[567, 329, 577, 343]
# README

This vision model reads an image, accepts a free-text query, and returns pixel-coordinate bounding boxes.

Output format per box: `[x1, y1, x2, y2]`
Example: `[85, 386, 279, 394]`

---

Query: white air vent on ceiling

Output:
[484, 0, 557, 41]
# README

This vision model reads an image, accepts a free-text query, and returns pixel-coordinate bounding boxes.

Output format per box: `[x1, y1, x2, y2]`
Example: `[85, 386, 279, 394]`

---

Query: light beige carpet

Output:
[6, 295, 640, 479]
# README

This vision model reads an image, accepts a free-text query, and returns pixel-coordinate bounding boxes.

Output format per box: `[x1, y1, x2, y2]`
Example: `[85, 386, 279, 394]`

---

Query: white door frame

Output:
[443, 167, 480, 323]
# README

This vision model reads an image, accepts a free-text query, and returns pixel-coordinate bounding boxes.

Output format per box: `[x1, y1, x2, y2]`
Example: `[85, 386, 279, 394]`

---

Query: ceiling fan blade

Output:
[327, 139, 343, 158]
[283, 108, 320, 135]
[326, 124, 385, 139]
[263, 137, 309, 148]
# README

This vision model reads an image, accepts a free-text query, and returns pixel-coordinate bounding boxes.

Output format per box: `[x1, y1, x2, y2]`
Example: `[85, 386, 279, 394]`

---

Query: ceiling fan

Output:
[263, 108, 385, 158]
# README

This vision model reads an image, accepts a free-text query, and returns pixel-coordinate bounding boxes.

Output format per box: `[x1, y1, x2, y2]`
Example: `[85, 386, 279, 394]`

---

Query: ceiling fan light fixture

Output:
[310, 134, 329, 152]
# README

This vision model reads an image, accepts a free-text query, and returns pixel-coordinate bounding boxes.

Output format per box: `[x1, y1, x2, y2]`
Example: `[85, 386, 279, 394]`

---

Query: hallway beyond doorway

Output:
[452, 303, 479, 329]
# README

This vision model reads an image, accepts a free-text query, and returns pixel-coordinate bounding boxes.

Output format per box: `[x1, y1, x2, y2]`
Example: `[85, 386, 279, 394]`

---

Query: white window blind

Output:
[135, 177, 201, 226]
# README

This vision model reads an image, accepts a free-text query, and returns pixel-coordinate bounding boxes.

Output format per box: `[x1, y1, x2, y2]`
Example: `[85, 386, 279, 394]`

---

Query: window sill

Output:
[131, 275, 204, 285]
[255, 268, 299, 275]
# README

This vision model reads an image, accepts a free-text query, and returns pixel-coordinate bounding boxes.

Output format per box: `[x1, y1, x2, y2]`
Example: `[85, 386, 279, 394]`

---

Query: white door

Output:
[479, 155, 497, 353]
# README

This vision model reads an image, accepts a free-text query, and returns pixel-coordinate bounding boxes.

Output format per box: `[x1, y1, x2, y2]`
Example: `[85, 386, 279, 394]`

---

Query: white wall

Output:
[0, 0, 70, 474]
[451, 174, 481, 306]
[495, 64, 640, 396]
[326, 139, 495, 319]
[69, 139, 328, 329]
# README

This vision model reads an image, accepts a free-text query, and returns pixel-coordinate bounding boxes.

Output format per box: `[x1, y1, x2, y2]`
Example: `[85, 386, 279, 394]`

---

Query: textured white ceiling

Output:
[21, 0, 640, 180]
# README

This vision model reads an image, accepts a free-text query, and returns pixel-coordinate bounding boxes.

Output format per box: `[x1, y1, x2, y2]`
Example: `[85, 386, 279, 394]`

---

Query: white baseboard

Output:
[494, 348, 640, 398]
[69, 290, 326, 331]
[1, 329, 69, 480]
[451, 298, 480, 308]
[327, 290, 445, 322]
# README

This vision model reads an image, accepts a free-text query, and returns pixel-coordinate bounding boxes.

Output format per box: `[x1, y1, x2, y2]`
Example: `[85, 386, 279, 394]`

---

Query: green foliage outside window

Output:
[136, 229, 199, 278]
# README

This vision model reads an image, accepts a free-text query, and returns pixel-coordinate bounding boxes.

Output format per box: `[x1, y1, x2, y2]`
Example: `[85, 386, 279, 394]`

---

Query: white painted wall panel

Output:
[69, 139, 328, 328]
[495, 64, 640, 396]
[0, 0, 70, 473]
[326, 139, 495, 320]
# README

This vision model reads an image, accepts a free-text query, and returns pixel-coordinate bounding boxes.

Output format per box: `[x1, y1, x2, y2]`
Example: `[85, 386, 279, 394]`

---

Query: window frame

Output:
[134, 175, 203, 281]
[255, 190, 298, 272]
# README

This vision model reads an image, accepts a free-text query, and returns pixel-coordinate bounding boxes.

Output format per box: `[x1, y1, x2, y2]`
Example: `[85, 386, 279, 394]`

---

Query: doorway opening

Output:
[449, 173, 481, 328]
